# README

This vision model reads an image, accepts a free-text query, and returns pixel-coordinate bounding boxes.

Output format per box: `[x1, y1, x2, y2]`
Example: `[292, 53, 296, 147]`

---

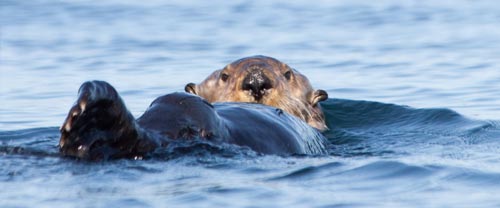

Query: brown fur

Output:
[185, 55, 329, 131]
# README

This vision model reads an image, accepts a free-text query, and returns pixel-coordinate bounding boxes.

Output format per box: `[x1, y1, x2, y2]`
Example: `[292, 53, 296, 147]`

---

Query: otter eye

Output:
[284, 71, 292, 80]
[220, 73, 229, 82]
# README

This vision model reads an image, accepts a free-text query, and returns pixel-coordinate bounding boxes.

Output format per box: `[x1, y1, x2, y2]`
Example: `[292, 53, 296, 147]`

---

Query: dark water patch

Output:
[442, 167, 500, 187]
[268, 161, 343, 181]
[0, 127, 60, 157]
[363, 62, 410, 69]
[331, 87, 370, 94]
[317, 203, 368, 208]
[322, 98, 472, 129]
[337, 161, 435, 181]
[239, 167, 270, 174]
[204, 186, 254, 195]
[106, 198, 152, 208]
[321, 60, 362, 68]
[0, 127, 58, 140]
[121, 89, 148, 96]
[110, 38, 176, 51]
[462, 63, 493, 70]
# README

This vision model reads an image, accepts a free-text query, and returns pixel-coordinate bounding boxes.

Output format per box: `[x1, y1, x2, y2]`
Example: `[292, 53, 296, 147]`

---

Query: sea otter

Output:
[59, 81, 327, 160]
[185, 55, 329, 131]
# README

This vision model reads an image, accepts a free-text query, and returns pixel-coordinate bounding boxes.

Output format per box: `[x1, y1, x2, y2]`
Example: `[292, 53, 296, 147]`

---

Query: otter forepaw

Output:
[59, 81, 133, 160]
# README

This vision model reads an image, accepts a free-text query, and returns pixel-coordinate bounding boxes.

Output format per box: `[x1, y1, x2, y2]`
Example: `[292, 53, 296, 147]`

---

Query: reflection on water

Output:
[1, 0, 500, 207]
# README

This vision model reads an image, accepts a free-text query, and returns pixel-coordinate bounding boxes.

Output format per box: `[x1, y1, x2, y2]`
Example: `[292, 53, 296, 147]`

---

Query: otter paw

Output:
[59, 81, 129, 159]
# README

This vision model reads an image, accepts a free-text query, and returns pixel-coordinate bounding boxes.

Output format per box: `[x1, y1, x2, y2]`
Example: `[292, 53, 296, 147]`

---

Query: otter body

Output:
[185, 55, 329, 131]
[59, 81, 327, 160]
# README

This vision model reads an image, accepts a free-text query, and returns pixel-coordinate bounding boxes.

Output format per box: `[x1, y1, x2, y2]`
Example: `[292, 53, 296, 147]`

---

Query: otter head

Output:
[185, 55, 329, 131]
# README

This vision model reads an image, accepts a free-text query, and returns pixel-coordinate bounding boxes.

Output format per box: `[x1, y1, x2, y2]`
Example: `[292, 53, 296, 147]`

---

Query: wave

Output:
[322, 98, 486, 130]
[0, 127, 60, 158]
[320, 98, 500, 157]
[268, 159, 500, 190]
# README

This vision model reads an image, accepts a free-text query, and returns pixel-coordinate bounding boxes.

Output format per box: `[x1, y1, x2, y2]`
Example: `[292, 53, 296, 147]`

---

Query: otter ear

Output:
[310, 89, 328, 107]
[185, 83, 197, 95]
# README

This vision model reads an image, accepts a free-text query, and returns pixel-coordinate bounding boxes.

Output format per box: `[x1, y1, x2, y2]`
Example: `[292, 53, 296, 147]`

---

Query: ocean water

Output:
[1, 0, 500, 207]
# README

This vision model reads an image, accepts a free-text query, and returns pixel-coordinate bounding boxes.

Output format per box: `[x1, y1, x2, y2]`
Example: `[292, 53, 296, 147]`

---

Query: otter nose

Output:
[241, 69, 272, 101]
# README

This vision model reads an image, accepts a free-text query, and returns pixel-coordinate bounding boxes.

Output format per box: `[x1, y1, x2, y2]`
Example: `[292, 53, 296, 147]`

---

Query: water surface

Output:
[1, 0, 500, 207]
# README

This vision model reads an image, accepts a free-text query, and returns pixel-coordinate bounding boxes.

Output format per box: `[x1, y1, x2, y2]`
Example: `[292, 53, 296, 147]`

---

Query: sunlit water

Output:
[1, 0, 500, 207]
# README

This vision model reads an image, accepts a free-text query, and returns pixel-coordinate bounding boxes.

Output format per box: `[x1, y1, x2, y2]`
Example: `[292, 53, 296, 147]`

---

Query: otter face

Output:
[185, 55, 329, 131]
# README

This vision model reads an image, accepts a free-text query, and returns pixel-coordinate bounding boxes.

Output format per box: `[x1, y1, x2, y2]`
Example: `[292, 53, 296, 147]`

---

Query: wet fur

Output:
[60, 81, 327, 160]
[186, 55, 328, 131]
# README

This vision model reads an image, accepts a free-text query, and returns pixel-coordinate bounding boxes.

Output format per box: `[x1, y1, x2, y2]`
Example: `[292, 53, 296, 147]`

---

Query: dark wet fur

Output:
[59, 81, 327, 160]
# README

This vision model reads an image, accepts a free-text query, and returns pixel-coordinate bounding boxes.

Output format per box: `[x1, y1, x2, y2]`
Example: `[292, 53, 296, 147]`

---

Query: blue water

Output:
[1, 0, 500, 207]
